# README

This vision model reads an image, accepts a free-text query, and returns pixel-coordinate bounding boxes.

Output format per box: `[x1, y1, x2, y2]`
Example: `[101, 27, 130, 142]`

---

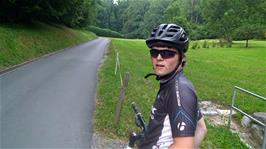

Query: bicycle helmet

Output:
[146, 23, 189, 53]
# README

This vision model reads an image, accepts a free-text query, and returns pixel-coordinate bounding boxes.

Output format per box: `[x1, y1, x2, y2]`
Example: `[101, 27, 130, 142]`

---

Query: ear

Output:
[181, 55, 186, 67]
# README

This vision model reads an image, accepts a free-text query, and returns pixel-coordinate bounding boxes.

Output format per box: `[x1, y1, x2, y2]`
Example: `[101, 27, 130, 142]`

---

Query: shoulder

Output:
[175, 73, 198, 109]
[178, 73, 196, 93]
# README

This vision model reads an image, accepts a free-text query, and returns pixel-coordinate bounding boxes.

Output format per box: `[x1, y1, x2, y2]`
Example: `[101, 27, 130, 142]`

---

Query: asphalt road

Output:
[1, 38, 110, 148]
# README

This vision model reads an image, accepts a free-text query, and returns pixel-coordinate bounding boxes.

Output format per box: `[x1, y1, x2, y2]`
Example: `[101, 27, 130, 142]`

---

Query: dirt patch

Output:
[200, 101, 259, 149]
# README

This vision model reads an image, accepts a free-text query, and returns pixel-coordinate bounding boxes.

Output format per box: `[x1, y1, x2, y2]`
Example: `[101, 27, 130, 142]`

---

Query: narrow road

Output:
[1, 38, 110, 148]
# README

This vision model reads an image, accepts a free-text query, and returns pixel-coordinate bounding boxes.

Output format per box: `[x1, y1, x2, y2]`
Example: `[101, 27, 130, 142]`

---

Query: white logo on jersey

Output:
[177, 122, 186, 131]
[175, 81, 181, 107]
[150, 106, 157, 120]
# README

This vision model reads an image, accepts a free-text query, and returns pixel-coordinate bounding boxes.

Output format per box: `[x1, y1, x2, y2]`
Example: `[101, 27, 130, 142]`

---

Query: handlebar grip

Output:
[131, 102, 147, 132]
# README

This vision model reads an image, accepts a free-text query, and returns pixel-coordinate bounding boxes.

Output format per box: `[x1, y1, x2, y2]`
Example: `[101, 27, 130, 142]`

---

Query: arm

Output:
[194, 117, 207, 149]
[169, 117, 207, 149]
[169, 137, 195, 149]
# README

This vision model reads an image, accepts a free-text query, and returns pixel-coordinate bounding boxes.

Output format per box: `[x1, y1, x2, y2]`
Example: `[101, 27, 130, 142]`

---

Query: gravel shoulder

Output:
[91, 132, 127, 149]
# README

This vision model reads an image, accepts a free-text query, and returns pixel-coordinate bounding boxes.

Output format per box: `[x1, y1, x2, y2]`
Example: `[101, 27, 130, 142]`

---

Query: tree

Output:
[122, 0, 150, 38]
[234, 24, 264, 48]
[199, 0, 241, 42]
[164, 0, 191, 34]
[0, 0, 96, 27]
[0, 0, 43, 23]
[93, 0, 266, 40]
[232, 0, 266, 46]
[143, 0, 172, 38]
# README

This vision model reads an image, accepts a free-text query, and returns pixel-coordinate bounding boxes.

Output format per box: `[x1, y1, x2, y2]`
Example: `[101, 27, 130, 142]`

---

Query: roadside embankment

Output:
[0, 22, 97, 72]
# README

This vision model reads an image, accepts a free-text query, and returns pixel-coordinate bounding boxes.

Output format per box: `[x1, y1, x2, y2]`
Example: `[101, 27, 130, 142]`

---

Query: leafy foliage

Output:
[96, 0, 266, 41]
[0, 0, 96, 27]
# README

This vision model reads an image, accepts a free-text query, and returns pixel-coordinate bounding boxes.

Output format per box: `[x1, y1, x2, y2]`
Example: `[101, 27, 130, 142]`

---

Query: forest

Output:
[1, 0, 265, 41]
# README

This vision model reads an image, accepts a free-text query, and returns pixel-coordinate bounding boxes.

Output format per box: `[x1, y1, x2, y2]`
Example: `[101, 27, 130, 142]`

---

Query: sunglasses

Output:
[150, 49, 177, 59]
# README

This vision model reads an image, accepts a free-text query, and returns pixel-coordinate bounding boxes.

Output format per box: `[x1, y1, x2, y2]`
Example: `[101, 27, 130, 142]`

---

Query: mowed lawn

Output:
[186, 40, 266, 114]
[95, 38, 265, 148]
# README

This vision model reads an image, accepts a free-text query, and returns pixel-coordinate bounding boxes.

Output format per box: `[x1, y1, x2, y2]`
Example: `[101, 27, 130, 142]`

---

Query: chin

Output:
[155, 71, 167, 76]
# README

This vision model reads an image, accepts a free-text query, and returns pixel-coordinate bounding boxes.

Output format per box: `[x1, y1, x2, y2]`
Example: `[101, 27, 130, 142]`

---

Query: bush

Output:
[219, 39, 225, 47]
[86, 26, 123, 38]
[212, 41, 217, 48]
[191, 42, 199, 49]
[202, 40, 209, 48]
[218, 39, 232, 48]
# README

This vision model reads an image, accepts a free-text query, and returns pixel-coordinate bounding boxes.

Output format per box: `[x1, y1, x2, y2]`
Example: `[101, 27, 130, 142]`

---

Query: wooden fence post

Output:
[115, 72, 130, 125]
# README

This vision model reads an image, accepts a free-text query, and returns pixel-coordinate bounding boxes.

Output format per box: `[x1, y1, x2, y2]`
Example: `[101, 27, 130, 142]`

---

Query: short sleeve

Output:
[167, 79, 199, 137]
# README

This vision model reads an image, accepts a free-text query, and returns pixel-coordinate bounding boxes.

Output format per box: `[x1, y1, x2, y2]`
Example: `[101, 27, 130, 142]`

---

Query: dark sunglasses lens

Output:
[150, 50, 159, 58]
[161, 50, 176, 58]
[150, 49, 176, 59]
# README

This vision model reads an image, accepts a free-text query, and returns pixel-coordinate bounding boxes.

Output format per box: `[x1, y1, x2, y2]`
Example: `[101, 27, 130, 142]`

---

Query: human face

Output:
[150, 46, 179, 76]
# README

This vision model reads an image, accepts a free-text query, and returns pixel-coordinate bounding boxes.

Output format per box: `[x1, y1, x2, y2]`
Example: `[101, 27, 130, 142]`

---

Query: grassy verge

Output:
[95, 38, 265, 147]
[0, 22, 97, 71]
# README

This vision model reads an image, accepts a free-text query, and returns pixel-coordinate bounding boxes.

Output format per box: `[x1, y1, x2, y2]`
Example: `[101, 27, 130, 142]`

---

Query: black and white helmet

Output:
[146, 24, 189, 53]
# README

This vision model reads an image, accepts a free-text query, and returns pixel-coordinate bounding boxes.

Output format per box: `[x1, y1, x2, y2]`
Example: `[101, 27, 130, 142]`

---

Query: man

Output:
[139, 24, 207, 149]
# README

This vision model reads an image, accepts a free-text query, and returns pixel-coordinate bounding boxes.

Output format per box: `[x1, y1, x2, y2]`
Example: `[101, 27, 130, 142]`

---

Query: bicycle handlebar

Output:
[127, 102, 147, 148]
[131, 102, 147, 132]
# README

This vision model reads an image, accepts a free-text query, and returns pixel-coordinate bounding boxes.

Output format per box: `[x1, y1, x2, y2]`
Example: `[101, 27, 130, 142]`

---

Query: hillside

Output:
[0, 22, 97, 71]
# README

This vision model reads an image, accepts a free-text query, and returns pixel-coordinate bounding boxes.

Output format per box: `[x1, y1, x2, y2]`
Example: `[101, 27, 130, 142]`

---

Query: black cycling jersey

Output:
[139, 70, 202, 149]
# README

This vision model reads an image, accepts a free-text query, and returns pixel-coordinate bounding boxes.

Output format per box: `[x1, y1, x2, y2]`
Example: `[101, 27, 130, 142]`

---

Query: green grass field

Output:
[95, 38, 265, 148]
[0, 22, 97, 71]
[187, 40, 266, 114]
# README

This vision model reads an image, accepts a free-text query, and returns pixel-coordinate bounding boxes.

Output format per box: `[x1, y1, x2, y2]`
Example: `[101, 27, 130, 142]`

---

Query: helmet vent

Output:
[166, 32, 174, 37]
[168, 27, 179, 32]
[158, 30, 163, 36]
[150, 28, 157, 37]
[180, 33, 187, 41]
[162, 24, 168, 30]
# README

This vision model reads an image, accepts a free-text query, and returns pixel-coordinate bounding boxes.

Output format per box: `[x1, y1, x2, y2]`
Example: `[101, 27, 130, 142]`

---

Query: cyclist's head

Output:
[146, 23, 189, 55]
[146, 23, 189, 67]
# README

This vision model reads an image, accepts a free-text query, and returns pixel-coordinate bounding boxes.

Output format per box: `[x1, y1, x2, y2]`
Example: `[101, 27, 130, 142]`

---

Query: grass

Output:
[95, 38, 266, 148]
[187, 40, 266, 114]
[0, 22, 97, 70]
[201, 123, 248, 148]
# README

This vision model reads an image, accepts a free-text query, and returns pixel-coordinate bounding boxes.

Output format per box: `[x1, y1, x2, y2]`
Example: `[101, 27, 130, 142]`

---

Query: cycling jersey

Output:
[139, 70, 202, 149]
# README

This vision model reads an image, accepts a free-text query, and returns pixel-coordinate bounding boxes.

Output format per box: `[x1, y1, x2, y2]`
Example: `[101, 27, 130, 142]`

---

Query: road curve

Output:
[1, 38, 110, 148]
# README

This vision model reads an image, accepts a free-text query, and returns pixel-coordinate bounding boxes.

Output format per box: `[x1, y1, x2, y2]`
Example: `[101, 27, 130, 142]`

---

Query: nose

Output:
[156, 53, 163, 60]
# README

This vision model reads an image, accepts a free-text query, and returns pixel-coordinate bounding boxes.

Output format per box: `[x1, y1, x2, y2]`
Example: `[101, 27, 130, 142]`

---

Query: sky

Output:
[113, 0, 118, 4]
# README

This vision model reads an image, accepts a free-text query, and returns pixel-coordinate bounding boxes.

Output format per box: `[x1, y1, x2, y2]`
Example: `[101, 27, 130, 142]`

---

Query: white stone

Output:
[217, 109, 236, 116]
[250, 123, 264, 146]
[241, 115, 252, 127]
[201, 110, 219, 116]
[253, 112, 266, 124]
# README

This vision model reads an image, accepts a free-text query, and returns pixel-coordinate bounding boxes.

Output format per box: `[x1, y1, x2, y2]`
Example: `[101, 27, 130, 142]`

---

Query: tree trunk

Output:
[246, 39, 249, 48]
